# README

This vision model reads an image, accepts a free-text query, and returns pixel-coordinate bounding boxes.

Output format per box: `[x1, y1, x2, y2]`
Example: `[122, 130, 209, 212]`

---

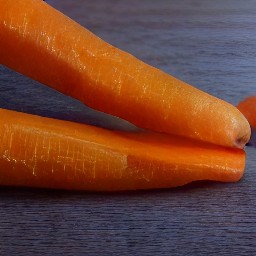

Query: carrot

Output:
[237, 96, 256, 129]
[0, 0, 250, 149]
[0, 108, 245, 191]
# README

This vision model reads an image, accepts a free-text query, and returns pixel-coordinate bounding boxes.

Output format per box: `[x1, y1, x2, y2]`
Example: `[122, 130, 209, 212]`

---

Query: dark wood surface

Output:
[0, 0, 256, 255]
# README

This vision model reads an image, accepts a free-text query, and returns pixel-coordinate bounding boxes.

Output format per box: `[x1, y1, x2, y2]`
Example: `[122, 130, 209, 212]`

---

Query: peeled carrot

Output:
[0, 108, 245, 191]
[237, 96, 256, 128]
[0, 0, 250, 148]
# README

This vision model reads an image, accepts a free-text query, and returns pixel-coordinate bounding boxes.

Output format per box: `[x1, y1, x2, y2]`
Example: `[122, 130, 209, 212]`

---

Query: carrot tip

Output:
[235, 133, 251, 149]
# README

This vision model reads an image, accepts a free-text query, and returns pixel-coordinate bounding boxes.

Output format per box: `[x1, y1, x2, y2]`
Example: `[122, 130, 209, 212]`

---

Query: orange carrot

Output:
[0, 0, 250, 148]
[237, 96, 256, 129]
[0, 108, 245, 191]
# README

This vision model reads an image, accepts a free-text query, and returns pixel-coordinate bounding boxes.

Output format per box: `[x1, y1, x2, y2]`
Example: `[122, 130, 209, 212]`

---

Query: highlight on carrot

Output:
[237, 96, 256, 129]
[0, 0, 251, 149]
[0, 108, 246, 191]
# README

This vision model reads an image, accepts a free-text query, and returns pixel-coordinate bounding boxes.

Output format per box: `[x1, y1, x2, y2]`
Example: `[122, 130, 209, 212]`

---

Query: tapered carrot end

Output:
[181, 94, 251, 149]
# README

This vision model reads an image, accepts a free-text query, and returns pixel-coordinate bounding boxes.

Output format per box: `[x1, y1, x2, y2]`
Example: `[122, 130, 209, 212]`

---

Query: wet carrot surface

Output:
[0, 108, 245, 191]
[0, 0, 250, 148]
